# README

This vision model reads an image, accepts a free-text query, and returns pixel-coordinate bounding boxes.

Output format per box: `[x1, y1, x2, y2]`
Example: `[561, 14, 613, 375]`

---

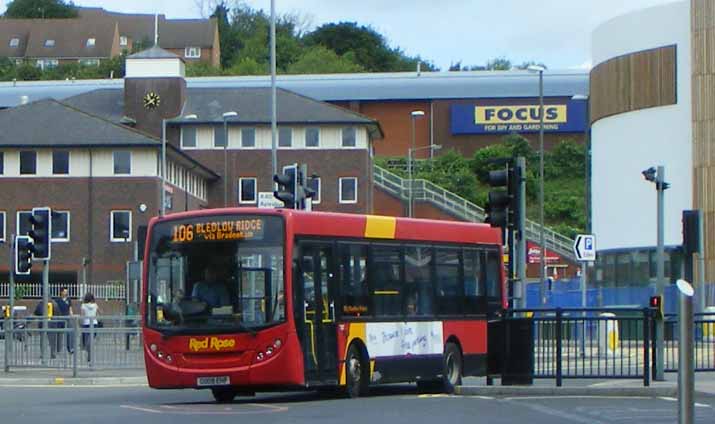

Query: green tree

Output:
[211, 2, 237, 68]
[185, 61, 222, 77]
[545, 139, 584, 179]
[286, 46, 364, 74]
[414, 150, 480, 204]
[15, 63, 41, 81]
[4, 0, 78, 18]
[225, 57, 266, 75]
[485, 57, 512, 70]
[304, 22, 435, 73]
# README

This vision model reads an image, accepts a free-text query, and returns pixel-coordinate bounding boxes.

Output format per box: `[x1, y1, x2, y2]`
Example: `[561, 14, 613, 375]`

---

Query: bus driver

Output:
[192, 267, 231, 310]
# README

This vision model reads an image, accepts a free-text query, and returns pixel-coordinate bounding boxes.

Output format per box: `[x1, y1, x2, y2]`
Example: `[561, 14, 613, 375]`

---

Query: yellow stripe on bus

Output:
[364, 215, 396, 239]
[339, 322, 367, 386]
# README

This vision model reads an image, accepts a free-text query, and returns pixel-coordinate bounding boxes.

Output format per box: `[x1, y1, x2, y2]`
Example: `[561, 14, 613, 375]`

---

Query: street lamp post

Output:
[528, 65, 547, 304]
[222, 111, 238, 208]
[161, 118, 167, 216]
[408, 110, 425, 217]
[408, 144, 442, 218]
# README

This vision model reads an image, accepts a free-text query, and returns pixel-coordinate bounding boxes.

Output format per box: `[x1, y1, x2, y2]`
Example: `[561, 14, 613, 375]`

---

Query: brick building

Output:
[0, 47, 381, 286]
[0, 7, 220, 68]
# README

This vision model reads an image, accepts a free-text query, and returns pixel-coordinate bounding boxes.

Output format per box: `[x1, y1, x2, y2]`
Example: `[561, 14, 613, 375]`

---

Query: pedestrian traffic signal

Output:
[14, 235, 34, 275]
[28, 207, 51, 260]
[649, 295, 663, 319]
[273, 164, 298, 209]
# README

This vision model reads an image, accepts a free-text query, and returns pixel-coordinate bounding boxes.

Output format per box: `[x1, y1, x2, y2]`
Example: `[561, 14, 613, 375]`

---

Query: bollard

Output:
[598, 312, 619, 357]
[677, 279, 694, 424]
[3, 313, 11, 372]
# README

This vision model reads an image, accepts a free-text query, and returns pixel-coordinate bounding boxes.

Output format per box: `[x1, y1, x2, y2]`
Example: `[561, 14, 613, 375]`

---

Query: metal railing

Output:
[373, 165, 576, 261]
[664, 312, 715, 372]
[0, 283, 126, 300]
[510, 308, 653, 386]
[2, 315, 143, 375]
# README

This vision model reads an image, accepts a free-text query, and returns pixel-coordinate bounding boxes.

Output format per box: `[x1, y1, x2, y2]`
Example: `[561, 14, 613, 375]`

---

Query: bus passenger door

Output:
[298, 242, 338, 384]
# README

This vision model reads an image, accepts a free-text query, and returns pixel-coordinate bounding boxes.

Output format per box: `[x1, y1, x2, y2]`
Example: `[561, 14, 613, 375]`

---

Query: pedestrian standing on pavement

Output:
[54, 287, 74, 354]
[80, 292, 99, 362]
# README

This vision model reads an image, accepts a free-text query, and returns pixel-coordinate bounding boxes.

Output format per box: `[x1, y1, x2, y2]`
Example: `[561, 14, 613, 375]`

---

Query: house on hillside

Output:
[0, 7, 220, 69]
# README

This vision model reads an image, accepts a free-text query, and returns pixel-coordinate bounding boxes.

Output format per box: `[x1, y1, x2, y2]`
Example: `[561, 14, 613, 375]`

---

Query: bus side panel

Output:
[442, 320, 488, 377]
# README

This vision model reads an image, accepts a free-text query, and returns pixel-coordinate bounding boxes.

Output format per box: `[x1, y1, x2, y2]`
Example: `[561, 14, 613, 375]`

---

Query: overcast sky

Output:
[0, 0, 680, 70]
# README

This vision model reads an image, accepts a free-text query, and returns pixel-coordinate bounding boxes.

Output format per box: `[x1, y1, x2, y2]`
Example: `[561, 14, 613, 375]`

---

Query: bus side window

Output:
[338, 243, 369, 317]
[435, 247, 461, 315]
[463, 248, 483, 315]
[404, 246, 433, 316]
[370, 245, 402, 317]
[485, 250, 501, 301]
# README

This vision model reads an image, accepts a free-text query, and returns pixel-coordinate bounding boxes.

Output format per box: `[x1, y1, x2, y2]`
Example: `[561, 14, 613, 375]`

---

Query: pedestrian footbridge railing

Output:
[2, 315, 143, 375]
[373, 165, 577, 262]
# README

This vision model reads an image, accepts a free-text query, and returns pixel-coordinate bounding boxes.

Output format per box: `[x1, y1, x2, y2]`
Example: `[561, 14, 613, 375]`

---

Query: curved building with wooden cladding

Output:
[589, 1, 696, 289]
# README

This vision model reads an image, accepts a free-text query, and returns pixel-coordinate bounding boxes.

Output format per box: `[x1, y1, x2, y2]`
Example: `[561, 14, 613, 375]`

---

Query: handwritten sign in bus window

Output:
[171, 219, 265, 244]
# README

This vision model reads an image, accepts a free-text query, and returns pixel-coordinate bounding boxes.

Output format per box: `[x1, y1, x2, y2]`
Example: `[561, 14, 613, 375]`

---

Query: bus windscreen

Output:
[145, 215, 285, 334]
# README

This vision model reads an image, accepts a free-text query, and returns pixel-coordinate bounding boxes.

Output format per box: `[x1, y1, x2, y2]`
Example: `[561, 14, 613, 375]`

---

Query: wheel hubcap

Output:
[349, 356, 361, 383]
[446, 353, 457, 384]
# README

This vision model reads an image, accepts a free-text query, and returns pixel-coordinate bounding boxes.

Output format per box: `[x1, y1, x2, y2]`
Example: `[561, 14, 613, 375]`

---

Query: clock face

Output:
[143, 91, 161, 109]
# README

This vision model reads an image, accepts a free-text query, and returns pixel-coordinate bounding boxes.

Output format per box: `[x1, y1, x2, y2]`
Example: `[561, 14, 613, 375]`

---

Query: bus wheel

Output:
[442, 342, 462, 394]
[211, 387, 236, 403]
[346, 344, 368, 398]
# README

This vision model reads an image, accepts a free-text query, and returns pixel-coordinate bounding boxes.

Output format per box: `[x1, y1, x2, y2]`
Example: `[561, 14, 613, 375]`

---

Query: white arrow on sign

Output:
[573, 234, 596, 262]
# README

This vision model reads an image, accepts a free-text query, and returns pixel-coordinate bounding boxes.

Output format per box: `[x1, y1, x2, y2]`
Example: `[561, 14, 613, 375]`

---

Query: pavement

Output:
[0, 367, 714, 398]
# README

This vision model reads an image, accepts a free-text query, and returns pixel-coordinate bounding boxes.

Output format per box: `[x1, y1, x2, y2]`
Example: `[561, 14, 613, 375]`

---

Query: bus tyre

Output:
[442, 342, 462, 394]
[346, 344, 368, 398]
[211, 387, 236, 403]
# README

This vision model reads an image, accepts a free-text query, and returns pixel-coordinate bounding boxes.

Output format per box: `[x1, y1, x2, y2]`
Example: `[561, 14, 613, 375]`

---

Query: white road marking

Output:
[120, 405, 163, 414]
[504, 395, 650, 401]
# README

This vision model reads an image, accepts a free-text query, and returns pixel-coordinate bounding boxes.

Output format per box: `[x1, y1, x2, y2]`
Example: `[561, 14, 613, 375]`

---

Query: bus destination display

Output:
[171, 218, 264, 243]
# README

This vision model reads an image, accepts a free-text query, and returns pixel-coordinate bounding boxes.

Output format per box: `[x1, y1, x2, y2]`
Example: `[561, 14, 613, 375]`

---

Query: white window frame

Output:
[181, 126, 198, 149]
[19, 150, 36, 175]
[110, 210, 132, 242]
[86, 38, 96, 47]
[9, 38, 19, 48]
[16, 211, 31, 236]
[238, 177, 257, 204]
[308, 177, 321, 204]
[52, 150, 70, 175]
[119, 36, 128, 47]
[341, 127, 357, 148]
[78, 58, 100, 66]
[184, 47, 201, 58]
[51, 211, 70, 242]
[0, 211, 6, 242]
[113, 151, 131, 175]
[305, 127, 320, 148]
[44, 39, 55, 48]
[278, 127, 292, 148]
[241, 127, 256, 148]
[339, 177, 358, 204]
[213, 126, 227, 149]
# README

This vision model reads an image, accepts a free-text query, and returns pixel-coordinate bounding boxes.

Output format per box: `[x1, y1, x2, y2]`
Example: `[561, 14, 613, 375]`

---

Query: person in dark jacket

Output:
[54, 287, 74, 354]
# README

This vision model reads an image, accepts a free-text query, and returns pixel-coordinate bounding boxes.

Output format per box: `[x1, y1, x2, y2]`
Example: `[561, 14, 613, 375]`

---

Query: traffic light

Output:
[273, 164, 298, 209]
[28, 207, 51, 260]
[14, 236, 34, 275]
[296, 164, 316, 210]
[649, 295, 663, 319]
[485, 168, 509, 228]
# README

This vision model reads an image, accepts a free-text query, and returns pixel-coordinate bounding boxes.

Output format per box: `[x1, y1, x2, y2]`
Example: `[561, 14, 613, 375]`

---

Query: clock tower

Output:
[124, 46, 186, 137]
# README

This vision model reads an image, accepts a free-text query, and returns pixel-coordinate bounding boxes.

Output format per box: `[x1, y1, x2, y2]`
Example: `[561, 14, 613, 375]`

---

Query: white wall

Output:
[591, 0, 692, 251]
[0, 148, 159, 178]
[182, 125, 369, 150]
[125, 58, 184, 78]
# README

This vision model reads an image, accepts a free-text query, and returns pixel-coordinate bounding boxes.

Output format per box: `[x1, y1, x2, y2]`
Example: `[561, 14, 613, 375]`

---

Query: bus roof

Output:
[150, 208, 501, 246]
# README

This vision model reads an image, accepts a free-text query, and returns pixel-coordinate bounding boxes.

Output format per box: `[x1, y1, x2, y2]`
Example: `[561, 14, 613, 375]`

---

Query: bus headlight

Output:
[265, 347, 274, 356]
[256, 352, 265, 361]
[150, 344, 157, 352]
[273, 339, 282, 350]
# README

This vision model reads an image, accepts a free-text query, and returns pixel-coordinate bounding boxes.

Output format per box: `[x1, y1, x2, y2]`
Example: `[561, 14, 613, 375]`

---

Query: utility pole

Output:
[516, 157, 527, 309]
[655, 165, 666, 381]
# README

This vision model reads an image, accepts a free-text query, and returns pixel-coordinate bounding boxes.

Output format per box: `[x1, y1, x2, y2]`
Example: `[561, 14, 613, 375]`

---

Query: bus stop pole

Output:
[677, 279, 694, 424]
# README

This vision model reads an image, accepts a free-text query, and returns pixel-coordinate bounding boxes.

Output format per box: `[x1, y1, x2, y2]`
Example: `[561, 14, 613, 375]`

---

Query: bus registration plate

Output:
[197, 376, 230, 386]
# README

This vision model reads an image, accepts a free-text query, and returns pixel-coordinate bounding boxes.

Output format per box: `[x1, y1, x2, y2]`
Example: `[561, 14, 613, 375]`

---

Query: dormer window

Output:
[119, 36, 128, 47]
[9, 38, 19, 48]
[86, 38, 96, 47]
[44, 39, 55, 47]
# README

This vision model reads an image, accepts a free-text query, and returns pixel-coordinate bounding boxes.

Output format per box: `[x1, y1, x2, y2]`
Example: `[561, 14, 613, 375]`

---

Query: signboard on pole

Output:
[573, 234, 596, 262]
[258, 192, 283, 209]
